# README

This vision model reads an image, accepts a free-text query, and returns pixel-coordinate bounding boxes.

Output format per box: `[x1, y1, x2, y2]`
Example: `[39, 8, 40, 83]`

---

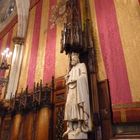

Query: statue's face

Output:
[71, 55, 79, 66]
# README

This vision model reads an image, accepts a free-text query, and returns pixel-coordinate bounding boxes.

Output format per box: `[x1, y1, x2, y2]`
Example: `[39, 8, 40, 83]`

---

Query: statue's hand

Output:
[65, 74, 69, 81]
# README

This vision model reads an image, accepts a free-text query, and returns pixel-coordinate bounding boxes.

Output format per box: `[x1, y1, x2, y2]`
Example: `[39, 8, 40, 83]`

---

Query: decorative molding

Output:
[13, 37, 24, 45]
[113, 108, 140, 123]
[112, 102, 140, 109]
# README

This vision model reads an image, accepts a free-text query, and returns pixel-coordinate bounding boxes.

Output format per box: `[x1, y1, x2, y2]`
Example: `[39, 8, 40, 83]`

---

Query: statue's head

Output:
[71, 52, 80, 66]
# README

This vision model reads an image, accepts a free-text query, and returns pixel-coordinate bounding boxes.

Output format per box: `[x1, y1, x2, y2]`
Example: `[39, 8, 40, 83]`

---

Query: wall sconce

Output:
[1, 48, 12, 69]
[0, 48, 12, 87]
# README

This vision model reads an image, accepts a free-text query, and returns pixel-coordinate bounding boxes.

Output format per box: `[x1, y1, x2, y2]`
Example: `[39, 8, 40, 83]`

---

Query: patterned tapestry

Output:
[89, 0, 140, 122]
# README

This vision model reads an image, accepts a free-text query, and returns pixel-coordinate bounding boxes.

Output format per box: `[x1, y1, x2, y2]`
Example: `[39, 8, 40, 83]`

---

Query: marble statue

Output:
[63, 52, 92, 138]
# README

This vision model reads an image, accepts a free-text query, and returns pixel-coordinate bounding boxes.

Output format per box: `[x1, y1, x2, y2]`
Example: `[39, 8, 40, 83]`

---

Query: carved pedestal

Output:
[68, 131, 88, 140]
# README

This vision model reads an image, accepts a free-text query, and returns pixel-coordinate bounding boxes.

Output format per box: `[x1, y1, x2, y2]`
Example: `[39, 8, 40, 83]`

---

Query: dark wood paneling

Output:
[9, 114, 22, 140]
[53, 88, 67, 140]
[0, 115, 12, 140]
[35, 108, 50, 140]
[98, 80, 113, 140]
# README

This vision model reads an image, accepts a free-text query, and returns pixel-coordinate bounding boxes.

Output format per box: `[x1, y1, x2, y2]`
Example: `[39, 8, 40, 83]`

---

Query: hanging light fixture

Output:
[0, 48, 12, 87]
[1, 48, 12, 69]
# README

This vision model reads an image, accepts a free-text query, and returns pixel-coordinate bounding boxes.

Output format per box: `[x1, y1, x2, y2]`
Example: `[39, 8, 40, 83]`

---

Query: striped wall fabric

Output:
[18, 0, 69, 91]
[0, 0, 73, 94]
[89, 0, 140, 105]
[0, 0, 140, 119]
[88, 0, 140, 122]
[0, 0, 68, 94]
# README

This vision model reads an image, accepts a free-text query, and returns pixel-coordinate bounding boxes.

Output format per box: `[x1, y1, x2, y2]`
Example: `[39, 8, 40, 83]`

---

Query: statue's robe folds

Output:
[64, 63, 92, 131]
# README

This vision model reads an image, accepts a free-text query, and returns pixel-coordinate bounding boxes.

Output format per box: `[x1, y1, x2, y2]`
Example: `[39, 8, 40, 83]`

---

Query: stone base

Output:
[68, 131, 88, 140]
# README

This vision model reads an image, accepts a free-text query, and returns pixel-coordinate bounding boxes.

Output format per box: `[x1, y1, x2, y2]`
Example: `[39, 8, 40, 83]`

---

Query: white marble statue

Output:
[63, 52, 92, 138]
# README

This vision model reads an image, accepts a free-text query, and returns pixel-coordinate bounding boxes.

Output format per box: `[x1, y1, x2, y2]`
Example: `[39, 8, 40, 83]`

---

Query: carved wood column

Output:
[9, 114, 22, 140]
[35, 108, 50, 140]
[53, 88, 67, 140]
[98, 80, 112, 140]
[22, 112, 34, 140]
[0, 116, 2, 139]
[0, 115, 12, 140]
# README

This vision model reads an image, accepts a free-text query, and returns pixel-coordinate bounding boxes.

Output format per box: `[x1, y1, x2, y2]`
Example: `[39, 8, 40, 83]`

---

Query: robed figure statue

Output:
[63, 52, 92, 137]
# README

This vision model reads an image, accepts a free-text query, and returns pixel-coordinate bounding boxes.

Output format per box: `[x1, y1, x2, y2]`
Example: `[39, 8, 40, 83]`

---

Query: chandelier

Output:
[1, 48, 12, 69]
[0, 48, 12, 87]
